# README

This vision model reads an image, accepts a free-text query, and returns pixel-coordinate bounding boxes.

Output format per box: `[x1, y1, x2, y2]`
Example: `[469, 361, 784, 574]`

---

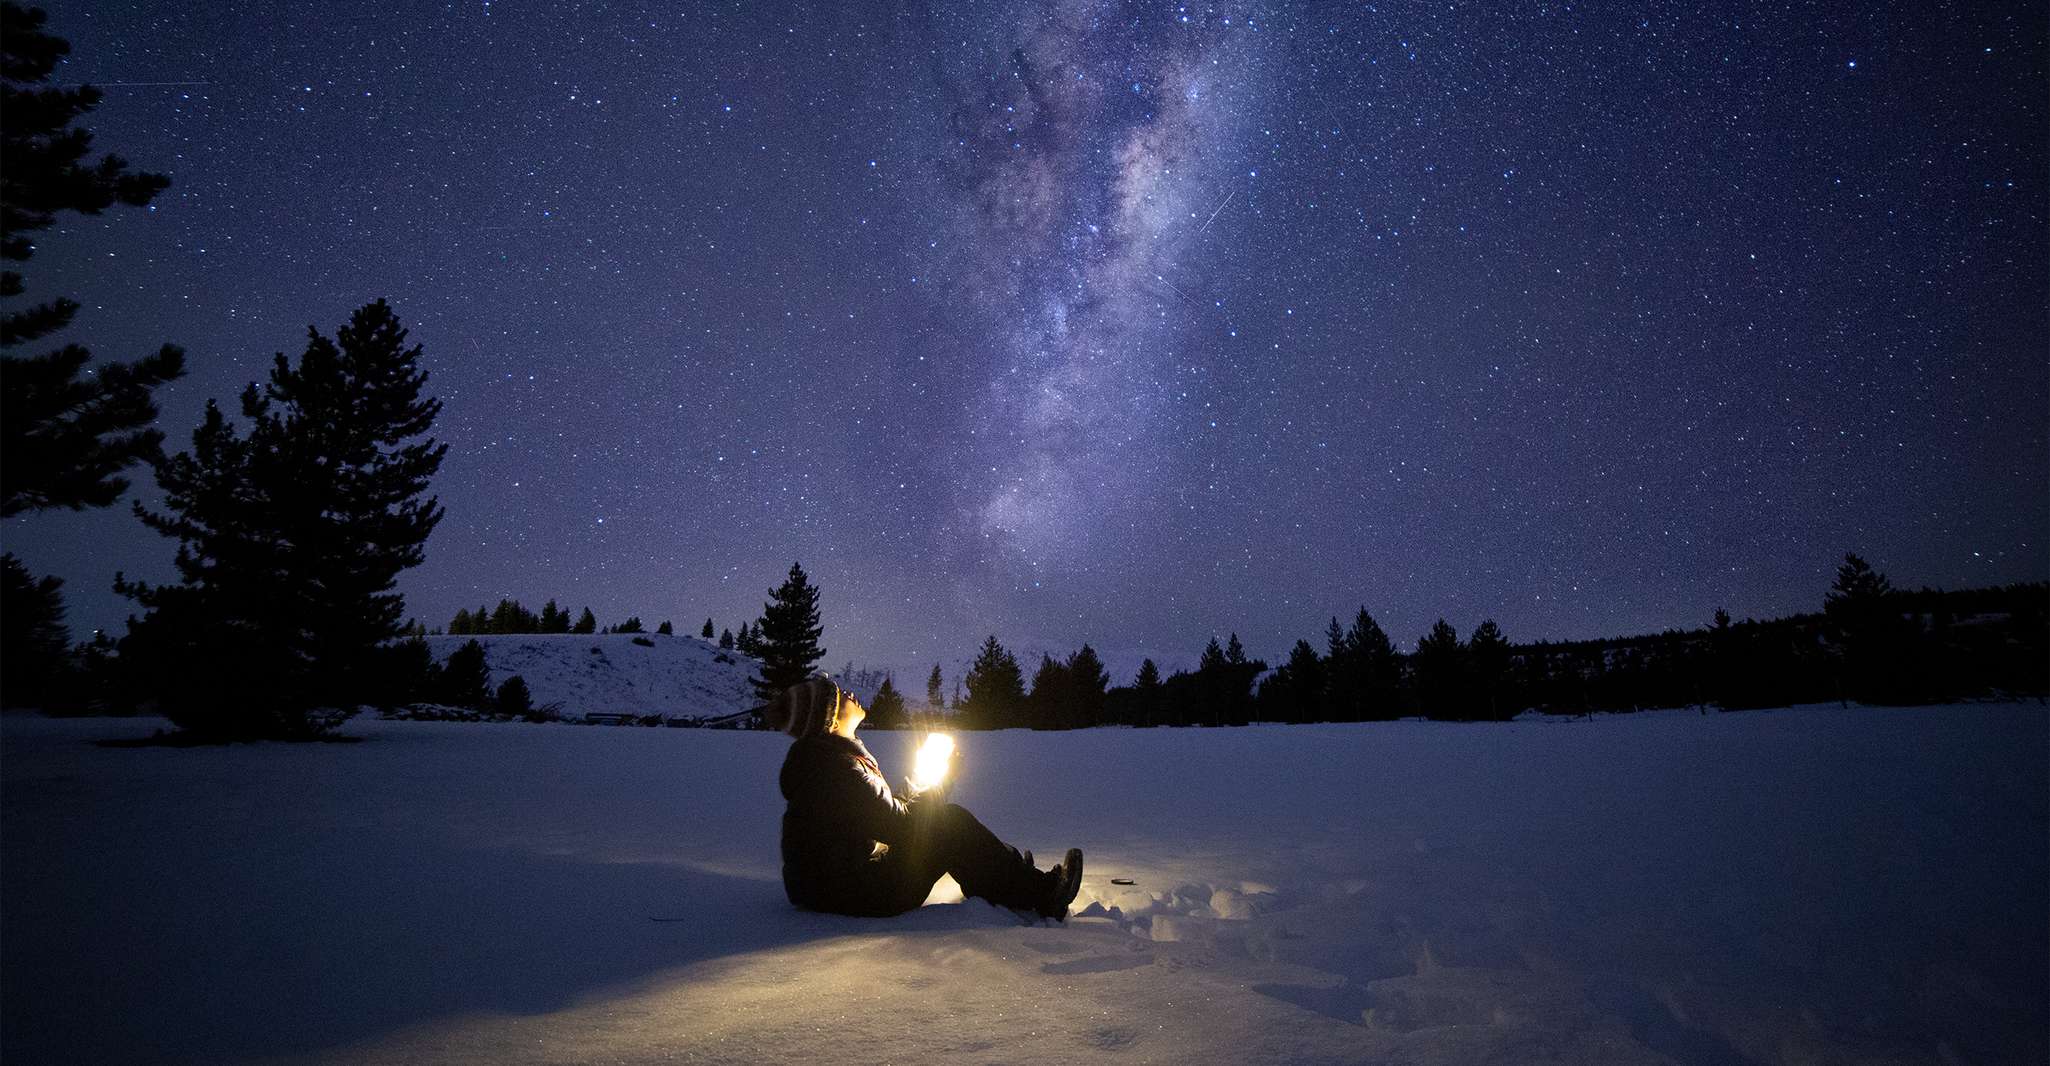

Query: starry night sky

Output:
[9, 1, 2046, 680]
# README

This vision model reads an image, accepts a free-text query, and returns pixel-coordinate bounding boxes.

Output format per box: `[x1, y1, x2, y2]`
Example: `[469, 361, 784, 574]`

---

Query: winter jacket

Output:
[779, 732, 939, 914]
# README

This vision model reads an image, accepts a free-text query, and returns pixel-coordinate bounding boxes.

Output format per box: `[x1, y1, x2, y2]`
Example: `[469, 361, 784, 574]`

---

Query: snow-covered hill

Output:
[422, 632, 759, 720]
[2, 704, 2043, 1064]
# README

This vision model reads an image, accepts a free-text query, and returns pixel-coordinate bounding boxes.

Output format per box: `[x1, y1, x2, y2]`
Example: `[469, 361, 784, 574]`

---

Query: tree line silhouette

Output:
[436, 597, 781, 654]
[894, 560, 2047, 731]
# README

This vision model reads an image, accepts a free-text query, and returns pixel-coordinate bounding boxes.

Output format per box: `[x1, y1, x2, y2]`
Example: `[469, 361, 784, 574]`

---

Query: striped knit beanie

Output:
[769, 677, 846, 738]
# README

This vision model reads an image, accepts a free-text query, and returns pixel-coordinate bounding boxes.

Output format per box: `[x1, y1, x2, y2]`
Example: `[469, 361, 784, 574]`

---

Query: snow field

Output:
[2, 704, 2043, 1065]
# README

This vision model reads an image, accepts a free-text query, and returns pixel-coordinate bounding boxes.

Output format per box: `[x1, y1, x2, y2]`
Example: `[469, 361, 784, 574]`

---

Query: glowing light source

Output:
[910, 733, 955, 793]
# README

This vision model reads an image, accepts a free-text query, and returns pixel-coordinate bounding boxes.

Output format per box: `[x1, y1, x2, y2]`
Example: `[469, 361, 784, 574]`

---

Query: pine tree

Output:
[615, 616, 644, 634]
[1132, 658, 1163, 726]
[1347, 609, 1399, 721]
[116, 300, 445, 738]
[1321, 616, 1358, 720]
[449, 607, 474, 635]
[701, 618, 715, 639]
[0, 4, 181, 700]
[1467, 619, 1512, 720]
[749, 562, 826, 705]
[0, 553, 68, 706]
[1826, 552, 1918, 704]
[368, 635, 434, 712]
[1027, 653, 1071, 729]
[866, 675, 907, 730]
[1190, 636, 1233, 726]
[1413, 619, 1465, 720]
[658, 620, 673, 635]
[572, 607, 597, 634]
[1273, 638, 1324, 723]
[960, 635, 1025, 729]
[1708, 607, 1748, 709]
[718, 627, 734, 650]
[539, 599, 564, 633]
[926, 663, 945, 710]
[436, 639, 492, 709]
[1135, 659, 1162, 689]
[1200, 632, 1263, 726]
[1066, 644, 1109, 728]
[1827, 553, 1892, 612]
[0, 2, 184, 519]
[495, 675, 533, 718]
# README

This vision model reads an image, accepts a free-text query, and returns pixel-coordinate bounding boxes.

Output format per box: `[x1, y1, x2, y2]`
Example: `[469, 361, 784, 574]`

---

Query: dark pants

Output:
[837, 802, 1045, 917]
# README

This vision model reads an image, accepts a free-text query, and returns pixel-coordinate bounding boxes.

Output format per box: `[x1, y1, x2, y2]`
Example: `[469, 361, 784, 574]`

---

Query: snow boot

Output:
[1037, 848, 1084, 920]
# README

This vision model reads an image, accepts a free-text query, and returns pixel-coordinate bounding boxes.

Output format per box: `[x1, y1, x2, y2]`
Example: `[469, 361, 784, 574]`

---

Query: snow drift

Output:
[421, 632, 759, 720]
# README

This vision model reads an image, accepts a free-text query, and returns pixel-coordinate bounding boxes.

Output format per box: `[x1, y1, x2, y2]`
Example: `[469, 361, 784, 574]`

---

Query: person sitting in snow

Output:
[768, 677, 1084, 920]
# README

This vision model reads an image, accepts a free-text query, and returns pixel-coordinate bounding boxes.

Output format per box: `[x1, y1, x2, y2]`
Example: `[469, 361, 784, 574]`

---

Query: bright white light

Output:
[910, 733, 955, 793]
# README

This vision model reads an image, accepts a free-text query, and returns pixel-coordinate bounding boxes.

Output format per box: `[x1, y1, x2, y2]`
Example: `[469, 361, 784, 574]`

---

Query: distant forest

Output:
[7, 548, 2044, 732]
[916, 557, 2047, 731]
[434, 598, 770, 655]
[352, 553, 2050, 729]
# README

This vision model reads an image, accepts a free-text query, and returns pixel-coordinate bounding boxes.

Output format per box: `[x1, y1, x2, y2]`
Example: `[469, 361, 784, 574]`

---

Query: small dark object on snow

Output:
[1110, 878, 1135, 886]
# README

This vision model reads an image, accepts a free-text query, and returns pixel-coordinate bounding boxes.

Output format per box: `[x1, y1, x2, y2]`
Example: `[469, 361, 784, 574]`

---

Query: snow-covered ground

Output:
[3, 704, 2043, 1065]
[421, 632, 759, 719]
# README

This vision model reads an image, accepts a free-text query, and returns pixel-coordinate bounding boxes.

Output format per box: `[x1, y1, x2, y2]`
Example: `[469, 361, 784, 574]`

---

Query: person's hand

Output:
[903, 775, 950, 804]
[905, 748, 958, 803]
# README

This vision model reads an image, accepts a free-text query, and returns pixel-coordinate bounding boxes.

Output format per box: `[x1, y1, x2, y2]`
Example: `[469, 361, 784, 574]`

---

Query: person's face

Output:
[834, 691, 866, 736]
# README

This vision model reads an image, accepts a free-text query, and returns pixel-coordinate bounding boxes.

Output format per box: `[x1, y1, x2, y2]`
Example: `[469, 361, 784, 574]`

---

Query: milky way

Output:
[914, 5, 1272, 583]
[7, 1, 2044, 680]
